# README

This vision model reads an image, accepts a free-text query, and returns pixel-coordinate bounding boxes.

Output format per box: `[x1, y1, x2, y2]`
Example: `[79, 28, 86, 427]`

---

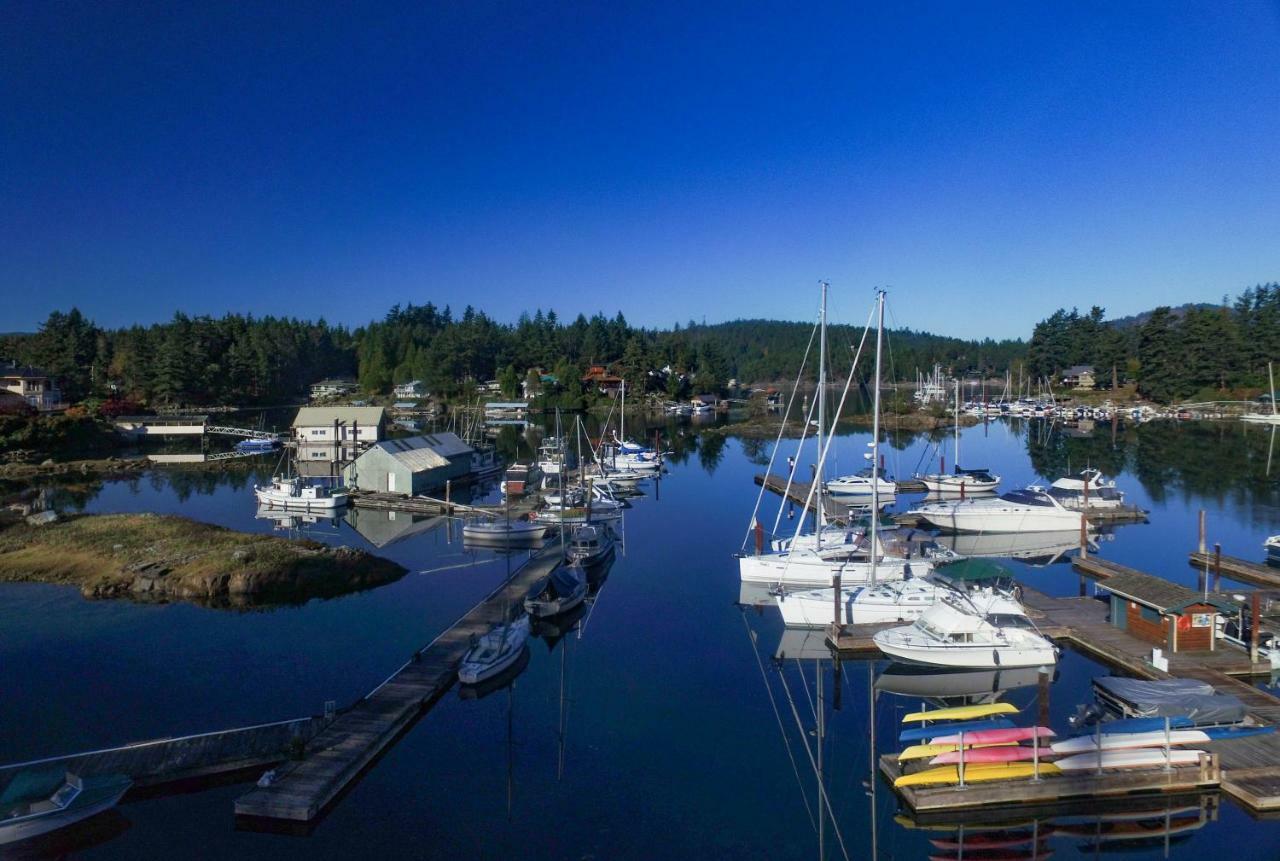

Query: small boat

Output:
[235, 437, 280, 454]
[898, 742, 1017, 762]
[929, 746, 1054, 765]
[461, 519, 548, 542]
[524, 562, 588, 617]
[0, 770, 132, 846]
[1053, 748, 1206, 772]
[903, 702, 1020, 723]
[893, 761, 1061, 788]
[1266, 535, 1280, 565]
[458, 616, 530, 685]
[566, 524, 614, 566]
[253, 476, 350, 510]
[918, 382, 1001, 493]
[907, 487, 1085, 534]
[874, 597, 1059, 669]
[1051, 729, 1210, 754]
[928, 726, 1054, 746]
[500, 463, 535, 496]
[899, 718, 1016, 744]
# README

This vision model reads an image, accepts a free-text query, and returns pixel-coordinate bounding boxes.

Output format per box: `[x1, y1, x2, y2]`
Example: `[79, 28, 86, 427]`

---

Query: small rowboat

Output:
[893, 761, 1061, 788]
[930, 745, 1055, 765]
[928, 726, 1054, 746]
[899, 742, 1016, 762]
[903, 702, 1019, 723]
[899, 718, 1015, 743]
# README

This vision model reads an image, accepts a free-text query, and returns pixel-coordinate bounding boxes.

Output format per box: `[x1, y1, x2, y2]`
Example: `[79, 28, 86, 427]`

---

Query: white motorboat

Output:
[254, 476, 349, 510]
[825, 466, 897, 499]
[908, 486, 1086, 534]
[0, 771, 132, 846]
[918, 381, 1001, 493]
[524, 562, 589, 617]
[461, 519, 548, 541]
[566, 524, 615, 566]
[873, 596, 1059, 669]
[778, 572, 1026, 629]
[458, 616, 530, 685]
[1265, 535, 1280, 565]
[1047, 468, 1125, 510]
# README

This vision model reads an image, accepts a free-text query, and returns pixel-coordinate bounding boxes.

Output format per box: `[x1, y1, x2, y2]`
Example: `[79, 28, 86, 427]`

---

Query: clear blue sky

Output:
[3, 2, 1279, 338]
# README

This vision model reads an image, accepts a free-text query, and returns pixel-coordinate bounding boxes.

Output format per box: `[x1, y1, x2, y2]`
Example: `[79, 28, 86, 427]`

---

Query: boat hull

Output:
[875, 632, 1058, 670]
[0, 783, 130, 846]
[908, 502, 1082, 534]
[739, 554, 921, 588]
[253, 489, 349, 509]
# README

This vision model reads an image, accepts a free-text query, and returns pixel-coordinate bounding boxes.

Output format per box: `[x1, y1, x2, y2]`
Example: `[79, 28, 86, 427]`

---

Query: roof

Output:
[0, 362, 51, 379]
[365, 432, 474, 472]
[1062, 365, 1095, 376]
[1099, 569, 1236, 614]
[291, 406, 386, 427]
[310, 378, 357, 386]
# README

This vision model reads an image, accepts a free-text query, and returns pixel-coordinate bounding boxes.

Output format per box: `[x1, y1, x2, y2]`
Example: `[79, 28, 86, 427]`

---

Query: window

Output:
[1139, 605, 1161, 624]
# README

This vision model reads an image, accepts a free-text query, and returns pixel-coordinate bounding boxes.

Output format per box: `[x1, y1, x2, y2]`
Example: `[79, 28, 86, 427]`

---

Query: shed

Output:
[343, 432, 474, 495]
[1098, 570, 1236, 652]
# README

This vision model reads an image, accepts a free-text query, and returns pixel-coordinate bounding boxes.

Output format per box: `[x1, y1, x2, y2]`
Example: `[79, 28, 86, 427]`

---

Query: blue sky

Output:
[3, 2, 1279, 338]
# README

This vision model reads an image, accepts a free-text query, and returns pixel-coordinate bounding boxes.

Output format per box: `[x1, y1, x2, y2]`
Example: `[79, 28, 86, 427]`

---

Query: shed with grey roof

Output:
[342, 432, 474, 495]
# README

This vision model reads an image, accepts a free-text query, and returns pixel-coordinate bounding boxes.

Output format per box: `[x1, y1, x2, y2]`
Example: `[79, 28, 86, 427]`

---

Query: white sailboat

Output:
[917, 380, 1001, 493]
[1242, 362, 1280, 424]
[459, 615, 531, 685]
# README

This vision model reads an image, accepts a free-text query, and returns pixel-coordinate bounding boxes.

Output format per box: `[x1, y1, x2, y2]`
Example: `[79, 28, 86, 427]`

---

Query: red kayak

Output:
[930, 746, 1058, 766]
[928, 726, 1055, 746]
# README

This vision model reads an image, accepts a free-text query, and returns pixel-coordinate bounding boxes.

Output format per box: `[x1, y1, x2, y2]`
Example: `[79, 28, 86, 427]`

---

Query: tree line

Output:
[1025, 283, 1280, 401]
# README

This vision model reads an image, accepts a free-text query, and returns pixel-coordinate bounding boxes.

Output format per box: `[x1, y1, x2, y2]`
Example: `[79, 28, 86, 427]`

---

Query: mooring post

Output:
[445, 479, 451, 513]
[1251, 592, 1261, 664]
[1037, 666, 1050, 730]
[1198, 510, 1206, 554]
[832, 572, 843, 632]
[1212, 543, 1221, 592]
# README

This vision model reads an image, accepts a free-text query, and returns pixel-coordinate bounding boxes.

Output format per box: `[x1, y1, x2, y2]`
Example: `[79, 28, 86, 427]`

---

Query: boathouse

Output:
[1098, 569, 1235, 653]
[342, 432, 474, 495]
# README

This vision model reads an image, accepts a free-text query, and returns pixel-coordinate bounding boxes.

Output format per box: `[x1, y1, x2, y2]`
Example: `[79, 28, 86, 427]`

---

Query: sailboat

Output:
[739, 286, 926, 588]
[1243, 362, 1280, 424]
[917, 380, 1001, 493]
[458, 615, 532, 685]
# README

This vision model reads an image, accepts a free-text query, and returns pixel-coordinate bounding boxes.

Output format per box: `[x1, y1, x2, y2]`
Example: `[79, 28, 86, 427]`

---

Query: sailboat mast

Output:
[870, 289, 884, 585]
[816, 282, 828, 547]
[1270, 362, 1277, 417]
[954, 378, 961, 470]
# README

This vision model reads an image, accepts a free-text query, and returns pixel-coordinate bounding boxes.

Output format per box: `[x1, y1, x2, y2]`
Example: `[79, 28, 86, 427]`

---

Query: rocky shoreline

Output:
[0, 513, 406, 607]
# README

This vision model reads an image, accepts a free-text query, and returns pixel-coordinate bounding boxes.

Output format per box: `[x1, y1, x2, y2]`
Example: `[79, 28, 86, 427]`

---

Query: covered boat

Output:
[524, 562, 588, 617]
[566, 524, 614, 566]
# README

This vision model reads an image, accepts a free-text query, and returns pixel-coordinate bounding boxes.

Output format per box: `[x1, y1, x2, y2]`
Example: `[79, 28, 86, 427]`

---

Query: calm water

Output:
[3, 417, 1280, 859]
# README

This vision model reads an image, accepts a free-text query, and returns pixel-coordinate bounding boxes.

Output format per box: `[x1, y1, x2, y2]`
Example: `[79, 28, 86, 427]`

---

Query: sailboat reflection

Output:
[875, 664, 1051, 705]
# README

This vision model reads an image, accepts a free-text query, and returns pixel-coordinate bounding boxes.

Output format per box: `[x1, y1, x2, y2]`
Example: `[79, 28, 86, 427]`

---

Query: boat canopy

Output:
[998, 489, 1056, 507]
[936, 559, 1010, 582]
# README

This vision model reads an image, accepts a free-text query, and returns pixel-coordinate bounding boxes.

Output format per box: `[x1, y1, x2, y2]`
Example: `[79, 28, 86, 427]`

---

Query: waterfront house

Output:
[343, 432, 474, 495]
[1097, 569, 1235, 653]
[0, 361, 63, 411]
[1061, 365, 1096, 390]
[292, 406, 386, 466]
[309, 377, 358, 400]
[392, 380, 427, 399]
[582, 365, 624, 396]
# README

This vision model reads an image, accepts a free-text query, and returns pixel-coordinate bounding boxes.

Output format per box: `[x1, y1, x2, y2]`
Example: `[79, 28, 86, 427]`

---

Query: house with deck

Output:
[0, 362, 62, 411]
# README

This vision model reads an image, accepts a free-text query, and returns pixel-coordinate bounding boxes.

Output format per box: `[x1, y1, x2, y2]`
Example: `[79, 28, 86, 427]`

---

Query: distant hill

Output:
[1106, 302, 1216, 330]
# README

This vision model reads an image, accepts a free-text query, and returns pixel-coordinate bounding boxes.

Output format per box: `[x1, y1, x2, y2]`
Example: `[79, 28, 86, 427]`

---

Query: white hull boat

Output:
[778, 578, 946, 627]
[825, 470, 897, 499]
[873, 597, 1058, 669]
[738, 550, 923, 588]
[908, 487, 1085, 534]
[461, 520, 548, 541]
[567, 524, 615, 566]
[0, 772, 132, 846]
[254, 476, 349, 510]
[458, 616, 530, 685]
[919, 471, 1000, 494]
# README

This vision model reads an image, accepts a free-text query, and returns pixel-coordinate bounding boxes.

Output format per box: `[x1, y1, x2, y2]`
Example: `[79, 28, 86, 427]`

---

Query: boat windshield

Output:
[49, 783, 78, 807]
[999, 490, 1053, 506]
[986, 613, 1033, 628]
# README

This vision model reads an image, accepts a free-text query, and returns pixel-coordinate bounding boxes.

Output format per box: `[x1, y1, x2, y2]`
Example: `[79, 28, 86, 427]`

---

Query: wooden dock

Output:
[0, 716, 326, 798]
[233, 540, 564, 823]
[350, 490, 538, 520]
[1188, 550, 1280, 589]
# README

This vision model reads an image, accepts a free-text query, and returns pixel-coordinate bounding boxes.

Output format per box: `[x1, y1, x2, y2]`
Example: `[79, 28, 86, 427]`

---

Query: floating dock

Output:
[1188, 550, 1280, 589]
[233, 539, 564, 823]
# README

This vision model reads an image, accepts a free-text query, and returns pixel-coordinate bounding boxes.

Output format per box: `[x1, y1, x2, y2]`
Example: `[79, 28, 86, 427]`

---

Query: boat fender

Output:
[993, 649, 1001, 667]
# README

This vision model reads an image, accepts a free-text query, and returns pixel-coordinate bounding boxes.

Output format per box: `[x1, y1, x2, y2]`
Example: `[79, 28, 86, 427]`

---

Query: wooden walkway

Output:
[1188, 550, 1280, 589]
[234, 540, 563, 823]
[0, 717, 326, 799]
[351, 491, 538, 520]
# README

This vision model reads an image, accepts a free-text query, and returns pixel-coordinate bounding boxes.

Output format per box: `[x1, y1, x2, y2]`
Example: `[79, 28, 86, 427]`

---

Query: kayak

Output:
[900, 718, 1015, 743]
[930, 746, 1055, 765]
[1097, 716, 1195, 734]
[1202, 725, 1275, 740]
[930, 829, 1053, 850]
[894, 761, 1061, 788]
[1052, 729, 1210, 754]
[929, 726, 1054, 746]
[903, 702, 1020, 723]
[899, 741, 1016, 762]
[1053, 749, 1205, 772]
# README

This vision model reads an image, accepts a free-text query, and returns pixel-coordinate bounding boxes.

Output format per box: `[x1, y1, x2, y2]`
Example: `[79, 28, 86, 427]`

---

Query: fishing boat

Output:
[874, 596, 1059, 669]
[0, 770, 132, 846]
[566, 524, 615, 566]
[917, 381, 1001, 493]
[461, 519, 547, 542]
[458, 615, 531, 685]
[1052, 748, 1206, 772]
[893, 761, 1061, 788]
[1046, 468, 1125, 511]
[907, 487, 1085, 534]
[524, 562, 588, 617]
[253, 475, 350, 510]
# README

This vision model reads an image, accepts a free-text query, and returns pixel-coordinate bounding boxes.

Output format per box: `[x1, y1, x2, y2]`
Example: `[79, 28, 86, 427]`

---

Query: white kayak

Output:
[1051, 729, 1211, 755]
[1053, 748, 1206, 772]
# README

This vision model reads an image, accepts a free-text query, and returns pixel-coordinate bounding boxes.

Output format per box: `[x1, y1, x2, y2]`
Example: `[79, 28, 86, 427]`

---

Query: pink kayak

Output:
[929, 726, 1055, 746]
[930, 746, 1057, 765]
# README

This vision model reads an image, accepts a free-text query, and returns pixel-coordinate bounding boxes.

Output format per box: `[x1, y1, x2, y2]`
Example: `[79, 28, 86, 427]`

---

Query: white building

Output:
[393, 380, 428, 399]
[309, 378, 358, 400]
[1, 362, 62, 411]
[291, 406, 386, 466]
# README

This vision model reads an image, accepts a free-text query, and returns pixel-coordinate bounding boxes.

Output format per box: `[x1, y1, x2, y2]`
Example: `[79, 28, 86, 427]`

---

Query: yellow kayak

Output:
[901, 702, 1020, 723]
[894, 761, 1061, 788]
[898, 742, 1016, 762]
